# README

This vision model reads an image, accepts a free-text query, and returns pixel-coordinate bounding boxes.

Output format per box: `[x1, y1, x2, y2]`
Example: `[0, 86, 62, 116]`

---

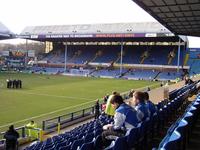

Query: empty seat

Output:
[80, 141, 95, 150]
[161, 131, 181, 150]
[104, 136, 128, 150]
[71, 138, 84, 150]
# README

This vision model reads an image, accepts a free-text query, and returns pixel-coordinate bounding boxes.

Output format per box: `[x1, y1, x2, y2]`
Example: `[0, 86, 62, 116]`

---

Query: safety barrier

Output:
[0, 126, 43, 145]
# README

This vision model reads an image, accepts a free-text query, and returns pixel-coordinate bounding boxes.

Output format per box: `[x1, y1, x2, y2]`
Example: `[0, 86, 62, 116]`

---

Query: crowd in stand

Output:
[94, 90, 157, 148]
[6, 79, 22, 89]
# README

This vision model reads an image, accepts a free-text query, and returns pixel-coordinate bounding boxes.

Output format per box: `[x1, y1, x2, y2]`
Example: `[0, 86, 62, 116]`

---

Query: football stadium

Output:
[1, 0, 200, 150]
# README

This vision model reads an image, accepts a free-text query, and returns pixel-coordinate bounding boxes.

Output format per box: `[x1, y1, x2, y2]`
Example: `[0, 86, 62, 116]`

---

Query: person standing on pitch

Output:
[6, 79, 9, 88]
[19, 80, 22, 88]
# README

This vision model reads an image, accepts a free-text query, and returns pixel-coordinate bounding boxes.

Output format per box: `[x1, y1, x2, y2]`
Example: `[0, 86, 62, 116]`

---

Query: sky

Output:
[0, 0, 200, 47]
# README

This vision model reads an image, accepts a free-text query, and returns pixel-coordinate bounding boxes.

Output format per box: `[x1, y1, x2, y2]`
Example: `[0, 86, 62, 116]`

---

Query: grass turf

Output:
[0, 72, 159, 131]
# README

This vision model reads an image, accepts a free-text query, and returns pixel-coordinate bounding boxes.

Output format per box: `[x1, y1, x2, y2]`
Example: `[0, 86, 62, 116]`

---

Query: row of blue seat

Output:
[25, 81, 199, 150]
[157, 92, 200, 150]
[25, 115, 113, 150]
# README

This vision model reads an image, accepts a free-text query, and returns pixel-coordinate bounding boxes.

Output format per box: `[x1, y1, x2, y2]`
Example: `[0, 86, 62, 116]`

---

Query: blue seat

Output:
[59, 143, 71, 150]
[161, 131, 181, 150]
[104, 141, 115, 150]
[104, 136, 128, 150]
[55, 141, 67, 149]
[126, 126, 139, 148]
[80, 141, 94, 150]
[150, 113, 158, 138]
[71, 138, 84, 150]
[85, 132, 95, 143]
[174, 119, 188, 150]
[94, 135, 103, 150]
[94, 128, 102, 137]
[138, 121, 146, 149]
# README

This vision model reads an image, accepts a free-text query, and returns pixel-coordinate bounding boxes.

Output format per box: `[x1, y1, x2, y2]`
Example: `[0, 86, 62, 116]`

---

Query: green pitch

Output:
[0, 72, 159, 131]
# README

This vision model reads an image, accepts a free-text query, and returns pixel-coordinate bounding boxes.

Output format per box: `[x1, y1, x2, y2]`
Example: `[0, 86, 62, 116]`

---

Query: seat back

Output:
[162, 131, 181, 150]
[80, 141, 94, 150]
[71, 139, 84, 150]
[126, 127, 139, 148]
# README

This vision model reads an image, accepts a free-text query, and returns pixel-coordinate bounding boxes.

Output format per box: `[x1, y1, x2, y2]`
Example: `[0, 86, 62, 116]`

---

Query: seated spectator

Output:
[105, 91, 119, 118]
[128, 89, 135, 98]
[4, 125, 19, 150]
[132, 91, 150, 121]
[101, 95, 142, 148]
[101, 97, 107, 113]
[143, 92, 157, 116]
[184, 76, 194, 85]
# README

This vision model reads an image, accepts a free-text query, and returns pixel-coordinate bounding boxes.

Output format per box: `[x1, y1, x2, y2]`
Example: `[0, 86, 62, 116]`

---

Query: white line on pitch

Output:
[0, 99, 96, 129]
[0, 82, 159, 129]
[4, 90, 94, 101]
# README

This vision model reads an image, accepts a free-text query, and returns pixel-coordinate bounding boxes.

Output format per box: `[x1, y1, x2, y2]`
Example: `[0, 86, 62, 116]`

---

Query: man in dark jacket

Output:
[4, 125, 19, 150]
[94, 100, 100, 119]
[19, 80, 22, 89]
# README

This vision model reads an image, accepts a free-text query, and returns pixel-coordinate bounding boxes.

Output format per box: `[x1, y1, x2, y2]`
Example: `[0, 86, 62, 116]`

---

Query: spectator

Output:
[25, 121, 38, 140]
[132, 91, 150, 121]
[143, 92, 157, 116]
[184, 76, 194, 85]
[101, 97, 107, 113]
[94, 100, 100, 119]
[147, 87, 151, 91]
[4, 125, 19, 150]
[101, 95, 142, 148]
[105, 91, 119, 118]
[128, 89, 135, 98]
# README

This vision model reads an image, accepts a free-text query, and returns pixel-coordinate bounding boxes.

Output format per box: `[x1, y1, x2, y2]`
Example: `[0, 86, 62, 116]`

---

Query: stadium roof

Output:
[21, 22, 171, 35]
[132, 0, 200, 37]
[0, 22, 14, 40]
[19, 22, 181, 41]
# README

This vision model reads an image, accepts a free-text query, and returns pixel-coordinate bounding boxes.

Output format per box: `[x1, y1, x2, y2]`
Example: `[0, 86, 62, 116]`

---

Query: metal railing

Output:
[0, 126, 43, 144]
[42, 106, 95, 133]
[0, 126, 26, 141]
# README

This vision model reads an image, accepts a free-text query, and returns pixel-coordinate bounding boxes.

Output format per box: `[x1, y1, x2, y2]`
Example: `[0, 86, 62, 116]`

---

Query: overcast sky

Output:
[0, 0, 200, 47]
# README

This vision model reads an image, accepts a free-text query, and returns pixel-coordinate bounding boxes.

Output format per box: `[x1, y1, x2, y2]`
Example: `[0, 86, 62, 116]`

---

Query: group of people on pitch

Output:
[6, 79, 22, 89]
[99, 90, 157, 148]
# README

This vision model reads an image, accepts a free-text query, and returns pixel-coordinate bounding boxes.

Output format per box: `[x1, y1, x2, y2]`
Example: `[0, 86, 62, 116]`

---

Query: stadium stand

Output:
[18, 22, 189, 81]
[40, 45, 182, 66]
[187, 48, 200, 76]
[23, 80, 200, 150]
